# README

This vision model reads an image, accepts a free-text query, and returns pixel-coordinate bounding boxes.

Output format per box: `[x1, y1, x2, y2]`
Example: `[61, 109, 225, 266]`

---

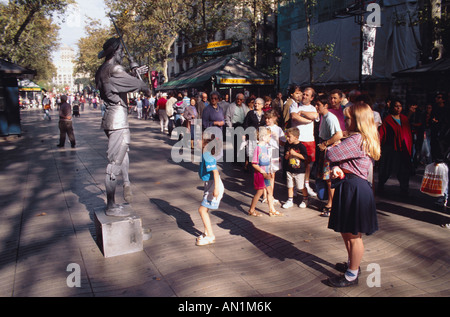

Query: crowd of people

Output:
[142, 86, 449, 287]
[145, 87, 449, 207]
[30, 85, 450, 216]
[21, 92, 104, 113]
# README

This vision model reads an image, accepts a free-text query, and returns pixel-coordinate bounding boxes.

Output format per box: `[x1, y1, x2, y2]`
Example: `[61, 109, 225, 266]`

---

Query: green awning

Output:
[158, 56, 274, 91]
[18, 79, 43, 91]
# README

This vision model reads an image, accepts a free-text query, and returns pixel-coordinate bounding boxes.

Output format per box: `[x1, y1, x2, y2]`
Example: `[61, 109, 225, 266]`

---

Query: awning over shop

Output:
[18, 79, 44, 92]
[158, 56, 274, 91]
[392, 58, 450, 77]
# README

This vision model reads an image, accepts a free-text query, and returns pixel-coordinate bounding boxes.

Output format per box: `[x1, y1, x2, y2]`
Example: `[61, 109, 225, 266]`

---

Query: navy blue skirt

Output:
[328, 174, 378, 235]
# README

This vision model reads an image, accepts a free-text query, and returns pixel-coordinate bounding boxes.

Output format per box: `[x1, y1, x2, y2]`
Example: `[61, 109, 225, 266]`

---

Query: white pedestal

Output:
[94, 206, 144, 258]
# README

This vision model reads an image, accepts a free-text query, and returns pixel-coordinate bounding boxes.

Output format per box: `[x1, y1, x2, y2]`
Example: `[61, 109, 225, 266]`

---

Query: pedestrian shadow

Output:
[213, 210, 336, 280]
[150, 198, 202, 237]
[376, 201, 450, 226]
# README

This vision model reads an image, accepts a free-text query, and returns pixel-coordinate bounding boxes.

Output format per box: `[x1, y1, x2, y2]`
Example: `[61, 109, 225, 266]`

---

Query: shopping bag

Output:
[420, 163, 449, 197]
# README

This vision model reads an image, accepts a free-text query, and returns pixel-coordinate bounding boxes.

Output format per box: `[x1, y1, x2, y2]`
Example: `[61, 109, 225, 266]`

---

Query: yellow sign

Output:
[187, 40, 233, 55]
[19, 87, 42, 91]
[219, 78, 274, 85]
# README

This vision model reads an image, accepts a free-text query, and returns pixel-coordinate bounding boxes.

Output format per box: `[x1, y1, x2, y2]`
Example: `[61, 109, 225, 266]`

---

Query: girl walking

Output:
[196, 133, 224, 246]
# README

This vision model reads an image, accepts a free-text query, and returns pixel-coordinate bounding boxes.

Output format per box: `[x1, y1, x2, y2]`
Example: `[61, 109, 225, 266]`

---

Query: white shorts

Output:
[201, 179, 224, 210]
[286, 171, 305, 191]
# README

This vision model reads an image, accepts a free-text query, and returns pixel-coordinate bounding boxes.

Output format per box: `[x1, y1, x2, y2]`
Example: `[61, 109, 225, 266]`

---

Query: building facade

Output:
[52, 45, 80, 93]
[165, 2, 279, 93]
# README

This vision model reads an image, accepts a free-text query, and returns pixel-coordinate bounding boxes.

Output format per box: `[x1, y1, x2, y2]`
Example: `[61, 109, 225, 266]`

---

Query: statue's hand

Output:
[133, 65, 149, 77]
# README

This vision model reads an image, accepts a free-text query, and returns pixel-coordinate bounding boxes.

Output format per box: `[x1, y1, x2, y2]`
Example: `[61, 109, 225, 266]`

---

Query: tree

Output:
[0, 1, 66, 82]
[104, 0, 188, 82]
[423, 0, 450, 59]
[294, 0, 339, 84]
[239, 0, 277, 68]
[94, 0, 279, 83]
[73, 18, 112, 83]
[403, 0, 449, 60]
[12, 0, 72, 45]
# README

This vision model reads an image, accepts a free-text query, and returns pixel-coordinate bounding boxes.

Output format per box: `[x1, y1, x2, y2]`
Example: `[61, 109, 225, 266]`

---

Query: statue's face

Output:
[113, 44, 125, 64]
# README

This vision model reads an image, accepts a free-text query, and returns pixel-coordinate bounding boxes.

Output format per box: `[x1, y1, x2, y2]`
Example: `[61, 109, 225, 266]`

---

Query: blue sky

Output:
[0, 0, 109, 50]
[58, 0, 110, 48]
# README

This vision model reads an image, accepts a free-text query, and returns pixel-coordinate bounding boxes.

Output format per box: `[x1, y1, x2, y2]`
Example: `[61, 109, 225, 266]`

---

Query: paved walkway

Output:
[1, 107, 449, 298]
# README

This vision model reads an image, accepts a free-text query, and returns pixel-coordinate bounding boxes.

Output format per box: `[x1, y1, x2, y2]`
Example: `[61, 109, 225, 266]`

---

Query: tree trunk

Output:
[163, 36, 177, 82]
[431, 0, 444, 59]
[13, 8, 38, 45]
[304, 0, 313, 84]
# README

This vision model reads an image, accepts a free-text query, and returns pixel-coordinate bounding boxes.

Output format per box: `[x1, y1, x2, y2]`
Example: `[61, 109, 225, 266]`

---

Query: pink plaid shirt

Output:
[325, 133, 373, 180]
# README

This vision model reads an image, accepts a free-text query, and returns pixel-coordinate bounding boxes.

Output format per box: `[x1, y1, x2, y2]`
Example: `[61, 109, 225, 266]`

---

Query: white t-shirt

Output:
[319, 111, 341, 141]
[266, 124, 286, 172]
[289, 102, 318, 142]
[266, 124, 286, 150]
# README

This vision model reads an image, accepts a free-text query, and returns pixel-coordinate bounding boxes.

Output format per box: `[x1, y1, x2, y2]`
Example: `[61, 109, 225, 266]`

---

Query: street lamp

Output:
[275, 48, 283, 92]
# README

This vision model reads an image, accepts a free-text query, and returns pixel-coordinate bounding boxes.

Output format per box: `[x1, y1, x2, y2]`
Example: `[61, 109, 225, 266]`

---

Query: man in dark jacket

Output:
[57, 95, 75, 148]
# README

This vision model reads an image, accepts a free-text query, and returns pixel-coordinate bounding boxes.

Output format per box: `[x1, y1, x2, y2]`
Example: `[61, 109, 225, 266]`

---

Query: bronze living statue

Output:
[95, 37, 150, 217]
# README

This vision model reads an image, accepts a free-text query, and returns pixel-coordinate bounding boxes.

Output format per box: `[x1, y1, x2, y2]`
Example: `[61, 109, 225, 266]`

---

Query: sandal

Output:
[196, 234, 216, 246]
[320, 207, 331, 217]
[269, 210, 283, 217]
[248, 210, 262, 217]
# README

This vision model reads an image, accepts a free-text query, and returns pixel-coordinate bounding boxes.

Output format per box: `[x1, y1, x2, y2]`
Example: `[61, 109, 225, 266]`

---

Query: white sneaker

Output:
[299, 198, 308, 208]
[306, 185, 317, 197]
[282, 200, 294, 209]
[273, 199, 280, 205]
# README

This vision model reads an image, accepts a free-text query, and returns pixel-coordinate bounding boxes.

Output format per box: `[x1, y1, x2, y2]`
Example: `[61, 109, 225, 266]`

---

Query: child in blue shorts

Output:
[197, 134, 224, 246]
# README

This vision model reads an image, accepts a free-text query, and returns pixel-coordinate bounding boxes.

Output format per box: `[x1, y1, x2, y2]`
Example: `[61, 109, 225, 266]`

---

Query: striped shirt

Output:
[325, 133, 373, 180]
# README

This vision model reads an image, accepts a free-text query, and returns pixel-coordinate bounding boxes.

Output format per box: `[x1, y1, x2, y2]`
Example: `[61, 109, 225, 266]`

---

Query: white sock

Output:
[345, 268, 359, 281]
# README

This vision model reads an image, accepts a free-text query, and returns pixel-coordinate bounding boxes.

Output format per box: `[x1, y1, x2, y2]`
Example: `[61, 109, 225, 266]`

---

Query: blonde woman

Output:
[325, 101, 381, 287]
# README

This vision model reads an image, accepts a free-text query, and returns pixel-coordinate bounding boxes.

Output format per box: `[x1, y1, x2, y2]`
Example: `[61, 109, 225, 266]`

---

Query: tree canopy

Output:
[0, 0, 73, 83]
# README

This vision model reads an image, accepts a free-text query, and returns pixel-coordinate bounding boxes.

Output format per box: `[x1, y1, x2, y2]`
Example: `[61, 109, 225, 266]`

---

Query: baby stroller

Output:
[72, 104, 80, 117]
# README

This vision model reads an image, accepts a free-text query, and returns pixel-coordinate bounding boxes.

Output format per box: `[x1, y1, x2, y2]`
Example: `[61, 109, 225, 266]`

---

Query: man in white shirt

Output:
[224, 93, 248, 128]
[289, 87, 319, 197]
[225, 93, 249, 163]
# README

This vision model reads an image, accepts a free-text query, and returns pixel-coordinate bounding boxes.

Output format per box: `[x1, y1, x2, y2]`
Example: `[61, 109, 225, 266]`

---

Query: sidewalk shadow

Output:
[150, 198, 202, 238]
[376, 201, 450, 226]
[213, 211, 335, 279]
